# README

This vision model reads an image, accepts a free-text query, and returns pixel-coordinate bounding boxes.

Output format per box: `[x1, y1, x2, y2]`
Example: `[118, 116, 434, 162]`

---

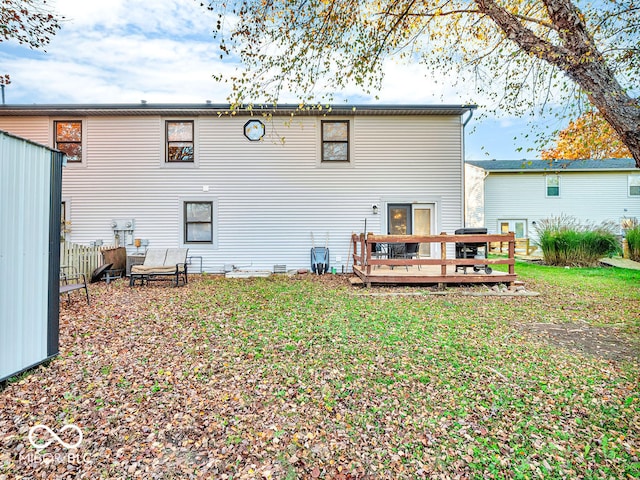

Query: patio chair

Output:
[404, 242, 421, 270]
[371, 242, 387, 268]
[59, 265, 90, 305]
[130, 248, 189, 286]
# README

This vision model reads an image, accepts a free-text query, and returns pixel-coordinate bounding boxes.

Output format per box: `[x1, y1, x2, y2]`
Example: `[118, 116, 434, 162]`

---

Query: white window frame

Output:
[498, 219, 527, 238]
[317, 118, 355, 168]
[60, 198, 71, 242]
[545, 175, 560, 197]
[629, 174, 640, 197]
[51, 118, 87, 168]
[179, 197, 218, 248]
[161, 118, 200, 168]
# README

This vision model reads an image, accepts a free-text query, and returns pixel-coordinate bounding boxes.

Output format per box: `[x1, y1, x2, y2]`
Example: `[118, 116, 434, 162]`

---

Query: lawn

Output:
[1, 263, 639, 479]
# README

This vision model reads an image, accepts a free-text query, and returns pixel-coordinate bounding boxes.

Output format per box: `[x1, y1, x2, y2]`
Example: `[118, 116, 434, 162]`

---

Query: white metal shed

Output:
[0, 130, 64, 382]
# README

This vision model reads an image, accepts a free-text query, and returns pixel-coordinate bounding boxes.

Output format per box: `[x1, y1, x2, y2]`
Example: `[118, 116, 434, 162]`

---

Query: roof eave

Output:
[0, 103, 478, 117]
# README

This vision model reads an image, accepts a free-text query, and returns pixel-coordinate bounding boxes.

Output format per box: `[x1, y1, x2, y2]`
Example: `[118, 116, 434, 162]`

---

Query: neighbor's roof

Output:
[0, 103, 476, 117]
[467, 158, 638, 172]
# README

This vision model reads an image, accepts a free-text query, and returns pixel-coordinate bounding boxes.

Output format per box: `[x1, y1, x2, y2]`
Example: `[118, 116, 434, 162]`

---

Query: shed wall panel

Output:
[0, 132, 52, 380]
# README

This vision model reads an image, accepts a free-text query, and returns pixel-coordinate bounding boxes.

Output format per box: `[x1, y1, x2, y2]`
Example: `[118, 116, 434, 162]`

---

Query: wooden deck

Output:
[351, 232, 518, 287]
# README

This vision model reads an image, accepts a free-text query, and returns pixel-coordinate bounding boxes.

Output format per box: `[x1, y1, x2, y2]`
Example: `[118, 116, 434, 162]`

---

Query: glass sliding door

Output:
[388, 204, 411, 235]
[387, 203, 435, 257]
[413, 206, 432, 256]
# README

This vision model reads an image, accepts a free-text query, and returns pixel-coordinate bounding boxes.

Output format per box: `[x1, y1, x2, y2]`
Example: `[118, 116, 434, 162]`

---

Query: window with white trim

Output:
[166, 120, 194, 162]
[54, 121, 82, 162]
[321, 120, 349, 162]
[546, 175, 560, 197]
[184, 201, 213, 244]
[629, 175, 640, 196]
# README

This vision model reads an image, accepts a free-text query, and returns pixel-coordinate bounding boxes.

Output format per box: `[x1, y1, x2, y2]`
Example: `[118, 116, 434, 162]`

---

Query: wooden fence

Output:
[60, 242, 115, 279]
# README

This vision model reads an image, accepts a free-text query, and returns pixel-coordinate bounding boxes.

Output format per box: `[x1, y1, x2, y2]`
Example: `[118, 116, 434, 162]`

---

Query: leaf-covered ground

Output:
[1, 265, 639, 479]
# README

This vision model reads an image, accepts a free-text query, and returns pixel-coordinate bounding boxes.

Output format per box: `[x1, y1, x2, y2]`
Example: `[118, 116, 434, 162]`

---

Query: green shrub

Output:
[535, 214, 620, 266]
[626, 226, 640, 261]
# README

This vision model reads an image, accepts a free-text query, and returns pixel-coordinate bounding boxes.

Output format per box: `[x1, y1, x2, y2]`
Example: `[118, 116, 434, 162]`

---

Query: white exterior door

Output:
[499, 219, 527, 238]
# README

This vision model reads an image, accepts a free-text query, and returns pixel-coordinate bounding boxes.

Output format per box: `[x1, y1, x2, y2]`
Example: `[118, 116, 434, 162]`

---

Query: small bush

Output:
[535, 214, 620, 266]
[626, 225, 640, 261]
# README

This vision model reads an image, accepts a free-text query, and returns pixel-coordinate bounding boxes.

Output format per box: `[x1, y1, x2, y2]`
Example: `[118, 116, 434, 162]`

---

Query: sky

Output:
[0, 0, 564, 160]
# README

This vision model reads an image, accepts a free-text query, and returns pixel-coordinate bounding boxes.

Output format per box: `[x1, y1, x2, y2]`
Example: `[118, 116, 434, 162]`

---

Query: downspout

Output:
[463, 108, 474, 128]
[461, 107, 476, 227]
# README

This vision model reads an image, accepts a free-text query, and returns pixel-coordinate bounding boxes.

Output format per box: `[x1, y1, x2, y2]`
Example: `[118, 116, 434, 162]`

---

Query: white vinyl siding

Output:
[0, 113, 465, 273]
[0, 117, 50, 144]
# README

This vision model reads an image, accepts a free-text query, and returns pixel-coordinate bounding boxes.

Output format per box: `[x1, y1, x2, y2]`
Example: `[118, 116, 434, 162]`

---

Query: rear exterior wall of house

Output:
[0, 111, 466, 272]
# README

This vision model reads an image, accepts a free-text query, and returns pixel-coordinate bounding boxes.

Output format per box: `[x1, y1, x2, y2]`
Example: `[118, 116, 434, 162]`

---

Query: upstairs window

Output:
[54, 121, 82, 162]
[166, 121, 194, 162]
[629, 175, 640, 196]
[321, 120, 349, 162]
[184, 201, 213, 243]
[546, 175, 560, 197]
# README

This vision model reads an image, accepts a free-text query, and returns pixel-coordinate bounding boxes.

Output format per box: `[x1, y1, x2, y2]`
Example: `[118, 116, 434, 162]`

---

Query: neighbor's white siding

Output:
[483, 171, 640, 240]
[0, 113, 465, 272]
[0, 132, 51, 380]
[465, 163, 485, 227]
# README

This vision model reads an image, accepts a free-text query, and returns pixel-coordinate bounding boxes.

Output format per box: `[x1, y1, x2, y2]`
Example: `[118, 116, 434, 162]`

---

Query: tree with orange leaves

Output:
[542, 112, 632, 160]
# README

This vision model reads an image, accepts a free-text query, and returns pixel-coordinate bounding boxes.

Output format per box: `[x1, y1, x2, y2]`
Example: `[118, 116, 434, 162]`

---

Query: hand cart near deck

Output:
[454, 227, 492, 274]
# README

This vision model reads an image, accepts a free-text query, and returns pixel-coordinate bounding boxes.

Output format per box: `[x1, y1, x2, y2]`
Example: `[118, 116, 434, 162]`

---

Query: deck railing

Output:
[489, 238, 538, 256]
[351, 232, 516, 276]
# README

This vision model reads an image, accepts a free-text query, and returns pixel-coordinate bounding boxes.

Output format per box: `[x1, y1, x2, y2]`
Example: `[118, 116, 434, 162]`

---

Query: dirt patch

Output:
[517, 321, 640, 364]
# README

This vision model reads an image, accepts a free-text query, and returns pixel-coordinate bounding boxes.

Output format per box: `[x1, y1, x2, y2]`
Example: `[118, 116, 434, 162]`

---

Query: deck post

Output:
[365, 232, 373, 275]
[508, 232, 516, 275]
[440, 232, 447, 276]
[351, 234, 358, 268]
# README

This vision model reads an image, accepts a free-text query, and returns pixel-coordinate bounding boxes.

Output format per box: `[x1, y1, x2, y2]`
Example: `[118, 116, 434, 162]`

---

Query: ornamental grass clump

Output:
[626, 225, 640, 261]
[535, 214, 620, 266]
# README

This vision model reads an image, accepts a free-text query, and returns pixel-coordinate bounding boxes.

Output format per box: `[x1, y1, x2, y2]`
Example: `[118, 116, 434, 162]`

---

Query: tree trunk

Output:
[476, 0, 640, 167]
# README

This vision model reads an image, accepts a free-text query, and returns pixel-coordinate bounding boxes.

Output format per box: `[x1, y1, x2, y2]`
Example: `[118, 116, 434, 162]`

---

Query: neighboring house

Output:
[0, 103, 475, 273]
[465, 159, 640, 241]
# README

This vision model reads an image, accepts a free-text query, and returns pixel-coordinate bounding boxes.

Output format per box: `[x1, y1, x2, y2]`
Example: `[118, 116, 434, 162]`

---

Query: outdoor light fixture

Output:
[372, 204, 379, 215]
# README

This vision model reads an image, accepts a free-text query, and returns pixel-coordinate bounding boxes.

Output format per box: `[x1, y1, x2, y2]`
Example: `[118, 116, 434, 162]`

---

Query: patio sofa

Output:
[129, 248, 189, 286]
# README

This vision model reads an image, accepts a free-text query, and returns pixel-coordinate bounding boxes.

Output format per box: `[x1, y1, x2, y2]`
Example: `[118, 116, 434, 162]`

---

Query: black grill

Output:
[454, 228, 492, 274]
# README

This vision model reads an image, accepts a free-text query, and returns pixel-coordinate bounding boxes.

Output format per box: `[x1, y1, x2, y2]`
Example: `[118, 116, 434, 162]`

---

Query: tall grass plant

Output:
[534, 214, 620, 266]
[626, 225, 640, 261]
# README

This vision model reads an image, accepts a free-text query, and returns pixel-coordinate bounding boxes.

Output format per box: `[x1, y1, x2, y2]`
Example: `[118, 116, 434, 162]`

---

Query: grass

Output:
[1, 264, 639, 479]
